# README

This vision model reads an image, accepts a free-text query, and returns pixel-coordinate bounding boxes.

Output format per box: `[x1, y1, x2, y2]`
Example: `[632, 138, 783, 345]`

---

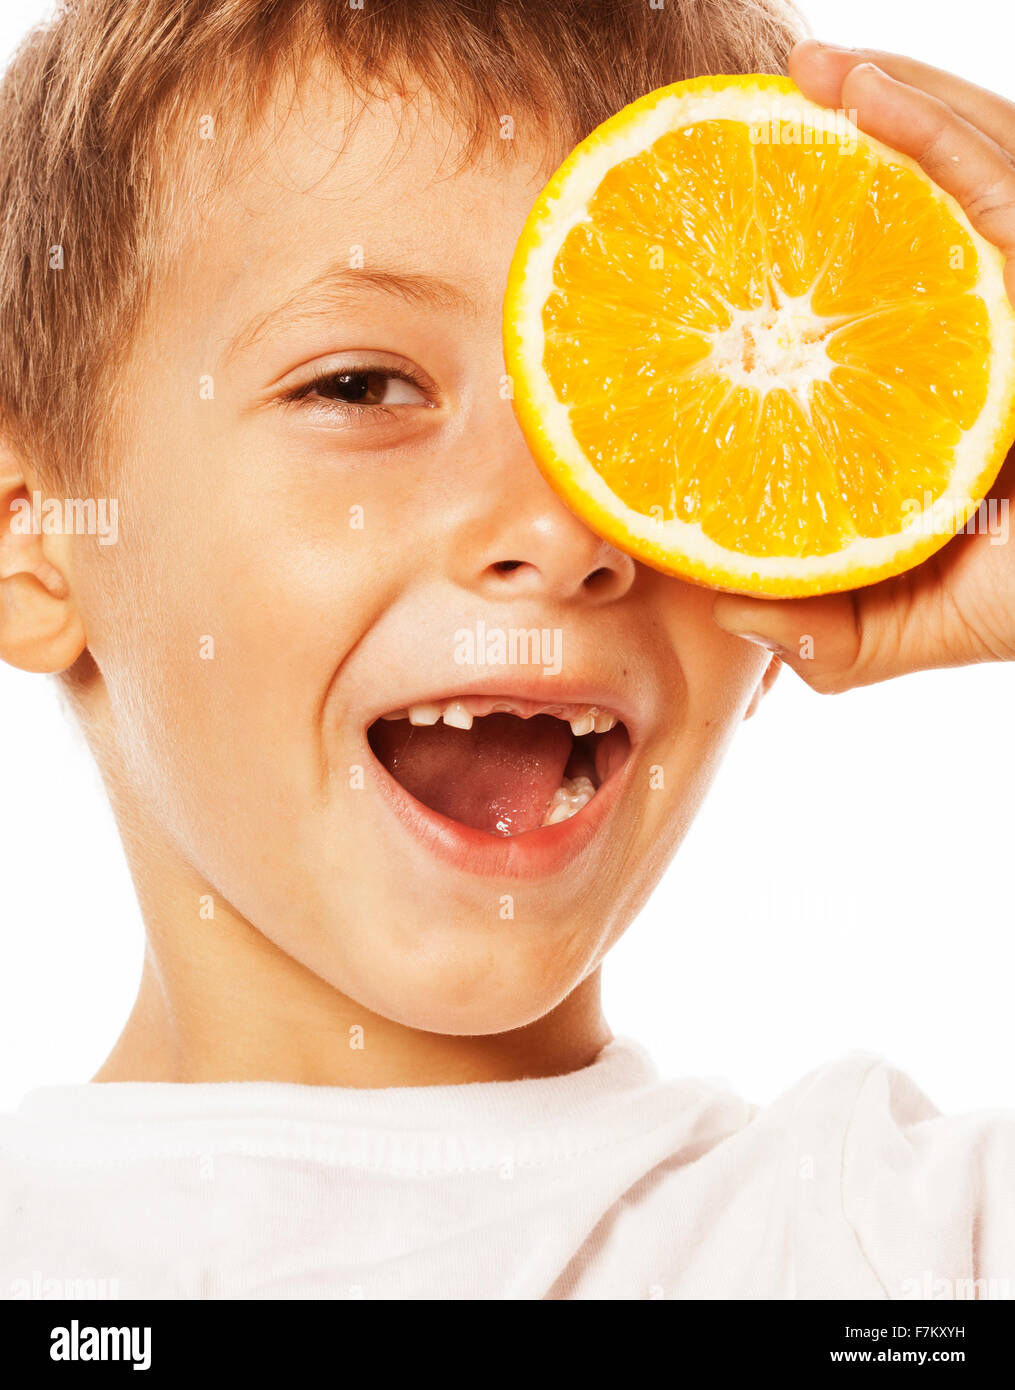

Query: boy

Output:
[0, 0, 1013, 1299]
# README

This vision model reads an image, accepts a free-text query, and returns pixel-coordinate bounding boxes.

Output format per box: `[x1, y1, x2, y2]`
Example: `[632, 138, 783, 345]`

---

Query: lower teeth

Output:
[541, 775, 596, 827]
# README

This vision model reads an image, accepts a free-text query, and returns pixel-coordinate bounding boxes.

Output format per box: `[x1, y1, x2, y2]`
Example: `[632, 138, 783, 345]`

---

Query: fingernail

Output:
[727, 631, 785, 654]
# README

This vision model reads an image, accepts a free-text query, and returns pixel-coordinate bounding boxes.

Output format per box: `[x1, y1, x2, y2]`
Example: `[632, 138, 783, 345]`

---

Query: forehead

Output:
[166, 73, 557, 349]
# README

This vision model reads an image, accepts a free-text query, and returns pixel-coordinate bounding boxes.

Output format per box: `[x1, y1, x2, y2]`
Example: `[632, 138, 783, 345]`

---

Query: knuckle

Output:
[915, 118, 958, 177]
[964, 174, 1015, 219]
[805, 667, 848, 696]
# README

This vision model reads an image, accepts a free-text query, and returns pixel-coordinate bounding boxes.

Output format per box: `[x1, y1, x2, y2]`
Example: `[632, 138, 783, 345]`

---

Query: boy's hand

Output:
[713, 38, 1015, 692]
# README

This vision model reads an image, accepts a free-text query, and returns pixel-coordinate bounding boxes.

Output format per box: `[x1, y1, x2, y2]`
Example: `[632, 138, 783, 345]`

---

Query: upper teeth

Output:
[380, 700, 618, 735]
[441, 701, 473, 730]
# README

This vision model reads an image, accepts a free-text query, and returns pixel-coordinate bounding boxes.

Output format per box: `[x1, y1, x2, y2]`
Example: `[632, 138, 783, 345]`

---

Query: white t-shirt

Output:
[1, 1037, 1013, 1300]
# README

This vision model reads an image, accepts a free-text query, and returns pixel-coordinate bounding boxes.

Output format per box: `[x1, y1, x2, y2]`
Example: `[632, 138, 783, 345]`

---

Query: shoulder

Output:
[775, 1052, 1015, 1298]
[695, 1052, 1015, 1298]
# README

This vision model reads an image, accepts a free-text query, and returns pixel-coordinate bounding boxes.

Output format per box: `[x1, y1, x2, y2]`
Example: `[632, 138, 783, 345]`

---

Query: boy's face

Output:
[70, 74, 769, 1036]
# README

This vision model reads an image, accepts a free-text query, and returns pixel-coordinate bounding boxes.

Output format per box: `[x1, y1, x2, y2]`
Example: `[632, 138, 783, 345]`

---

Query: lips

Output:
[366, 695, 632, 837]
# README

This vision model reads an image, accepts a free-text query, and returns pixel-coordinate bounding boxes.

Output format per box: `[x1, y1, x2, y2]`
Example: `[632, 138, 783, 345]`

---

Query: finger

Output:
[835, 62, 1015, 258]
[712, 547, 999, 692]
[712, 591, 862, 692]
[789, 39, 1015, 156]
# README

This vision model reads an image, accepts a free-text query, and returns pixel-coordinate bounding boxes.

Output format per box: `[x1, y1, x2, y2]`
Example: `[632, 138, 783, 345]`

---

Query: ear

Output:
[743, 654, 781, 720]
[0, 444, 86, 673]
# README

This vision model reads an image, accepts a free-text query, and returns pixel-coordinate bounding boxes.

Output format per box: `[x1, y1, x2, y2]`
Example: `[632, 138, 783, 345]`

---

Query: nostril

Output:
[493, 560, 524, 573]
[584, 567, 611, 588]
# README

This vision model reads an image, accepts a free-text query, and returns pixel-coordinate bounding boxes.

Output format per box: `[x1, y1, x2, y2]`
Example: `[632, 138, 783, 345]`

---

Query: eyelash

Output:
[278, 364, 434, 420]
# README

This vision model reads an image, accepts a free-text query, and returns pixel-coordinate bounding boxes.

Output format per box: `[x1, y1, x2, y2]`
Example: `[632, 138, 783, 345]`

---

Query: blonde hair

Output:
[0, 0, 805, 485]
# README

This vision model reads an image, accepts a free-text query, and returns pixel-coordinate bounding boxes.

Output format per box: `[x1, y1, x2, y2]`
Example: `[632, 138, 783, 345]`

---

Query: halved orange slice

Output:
[504, 75, 1015, 597]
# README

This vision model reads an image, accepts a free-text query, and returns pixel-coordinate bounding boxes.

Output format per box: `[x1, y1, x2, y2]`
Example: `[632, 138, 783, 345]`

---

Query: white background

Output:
[1, 0, 1012, 1113]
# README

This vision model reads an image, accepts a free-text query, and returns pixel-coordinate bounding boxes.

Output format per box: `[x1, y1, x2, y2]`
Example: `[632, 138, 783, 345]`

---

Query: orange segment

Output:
[813, 163, 980, 316]
[504, 75, 1015, 597]
[826, 299, 990, 430]
[753, 138, 875, 299]
[702, 387, 852, 557]
[583, 122, 769, 311]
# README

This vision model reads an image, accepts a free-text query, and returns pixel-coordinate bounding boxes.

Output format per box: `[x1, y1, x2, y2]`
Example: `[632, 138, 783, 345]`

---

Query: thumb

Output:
[712, 591, 862, 693]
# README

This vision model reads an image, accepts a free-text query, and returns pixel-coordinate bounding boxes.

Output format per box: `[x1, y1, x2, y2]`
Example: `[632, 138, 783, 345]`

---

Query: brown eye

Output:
[306, 370, 428, 407]
[317, 371, 389, 404]
[280, 362, 433, 418]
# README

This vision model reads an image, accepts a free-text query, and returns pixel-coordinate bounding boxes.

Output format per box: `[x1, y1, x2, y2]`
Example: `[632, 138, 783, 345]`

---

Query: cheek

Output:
[686, 626, 768, 728]
[76, 453, 371, 828]
[642, 582, 768, 825]
[654, 575, 769, 718]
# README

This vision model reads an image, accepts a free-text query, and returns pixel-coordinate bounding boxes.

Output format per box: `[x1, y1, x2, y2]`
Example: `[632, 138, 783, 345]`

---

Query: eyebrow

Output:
[224, 262, 478, 363]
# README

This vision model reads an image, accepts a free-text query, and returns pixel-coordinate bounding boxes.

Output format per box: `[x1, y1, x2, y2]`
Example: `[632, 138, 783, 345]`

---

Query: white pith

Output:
[508, 82, 1015, 586]
[709, 291, 836, 406]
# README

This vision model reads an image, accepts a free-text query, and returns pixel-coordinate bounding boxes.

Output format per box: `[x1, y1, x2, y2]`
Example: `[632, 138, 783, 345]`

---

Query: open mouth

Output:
[367, 696, 632, 837]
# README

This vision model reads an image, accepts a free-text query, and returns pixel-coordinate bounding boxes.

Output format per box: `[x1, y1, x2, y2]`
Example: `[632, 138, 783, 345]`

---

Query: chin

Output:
[326, 912, 591, 1038]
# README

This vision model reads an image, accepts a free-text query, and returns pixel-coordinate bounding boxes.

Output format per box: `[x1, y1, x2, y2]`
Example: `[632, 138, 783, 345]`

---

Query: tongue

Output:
[370, 713, 573, 835]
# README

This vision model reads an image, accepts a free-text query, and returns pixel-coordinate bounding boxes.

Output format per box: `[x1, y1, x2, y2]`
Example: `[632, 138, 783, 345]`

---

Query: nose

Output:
[457, 463, 636, 606]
